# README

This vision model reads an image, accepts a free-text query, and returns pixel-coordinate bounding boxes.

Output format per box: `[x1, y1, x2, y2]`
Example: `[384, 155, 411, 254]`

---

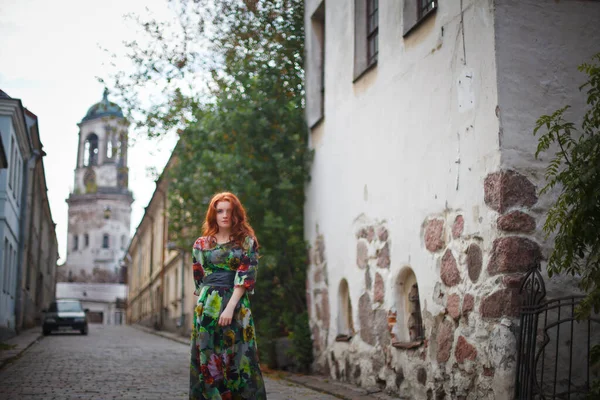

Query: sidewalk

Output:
[0, 326, 43, 370]
[133, 324, 397, 400]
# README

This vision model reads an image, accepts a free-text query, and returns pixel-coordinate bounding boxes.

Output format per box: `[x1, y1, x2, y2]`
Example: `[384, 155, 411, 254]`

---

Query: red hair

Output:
[202, 192, 257, 248]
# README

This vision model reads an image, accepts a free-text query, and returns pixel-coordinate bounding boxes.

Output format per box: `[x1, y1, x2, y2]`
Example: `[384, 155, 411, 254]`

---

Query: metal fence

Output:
[515, 267, 600, 399]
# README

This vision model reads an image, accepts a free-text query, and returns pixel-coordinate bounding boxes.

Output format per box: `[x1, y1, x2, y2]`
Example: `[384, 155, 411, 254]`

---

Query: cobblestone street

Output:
[0, 325, 340, 400]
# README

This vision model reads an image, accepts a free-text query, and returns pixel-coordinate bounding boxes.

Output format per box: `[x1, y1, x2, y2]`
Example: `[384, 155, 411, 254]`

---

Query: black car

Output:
[42, 299, 89, 335]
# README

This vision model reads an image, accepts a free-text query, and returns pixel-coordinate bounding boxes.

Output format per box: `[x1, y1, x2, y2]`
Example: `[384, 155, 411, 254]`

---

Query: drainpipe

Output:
[167, 242, 186, 330]
[158, 187, 167, 329]
[179, 251, 185, 329]
[15, 149, 41, 332]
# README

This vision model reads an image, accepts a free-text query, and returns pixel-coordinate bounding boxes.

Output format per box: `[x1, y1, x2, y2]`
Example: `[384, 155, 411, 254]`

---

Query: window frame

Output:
[403, 0, 438, 38]
[366, 0, 379, 67]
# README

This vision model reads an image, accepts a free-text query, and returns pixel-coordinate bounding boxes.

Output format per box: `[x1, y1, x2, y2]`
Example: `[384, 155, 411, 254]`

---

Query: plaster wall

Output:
[65, 197, 130, 277]
[304, 0, 599, 398]
[302, 0, 565, 398]
[0, 113, 26, 337]
[494, 0, 600, 297]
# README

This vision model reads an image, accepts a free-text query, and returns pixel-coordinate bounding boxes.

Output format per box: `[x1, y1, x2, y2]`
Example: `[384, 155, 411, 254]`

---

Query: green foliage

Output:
[533, 53, 600, 393]
[104, 0, 313, 371]
[286, 312, 313, 373]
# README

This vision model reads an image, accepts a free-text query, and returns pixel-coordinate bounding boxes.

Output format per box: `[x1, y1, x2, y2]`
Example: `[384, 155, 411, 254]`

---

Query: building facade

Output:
[60, 89, 133, 283]
[0, 91, 59, 340]
[125, 153, 195, 337]
[56, 282, 126, 325]
[303, 0, 600, 398]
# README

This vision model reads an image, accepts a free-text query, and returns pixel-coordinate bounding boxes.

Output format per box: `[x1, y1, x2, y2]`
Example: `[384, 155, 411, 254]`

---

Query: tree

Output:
[103, 0, 313, 370]
[534, 53, 600, 394]
[534, 52, 600, 317]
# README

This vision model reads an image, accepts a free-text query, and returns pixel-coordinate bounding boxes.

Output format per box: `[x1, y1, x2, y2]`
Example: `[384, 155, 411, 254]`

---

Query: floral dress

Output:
[189, 236, 266, 400]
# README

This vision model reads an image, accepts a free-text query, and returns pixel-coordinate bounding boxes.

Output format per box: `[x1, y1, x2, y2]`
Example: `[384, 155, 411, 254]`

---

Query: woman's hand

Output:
[218, 306, 234, 326]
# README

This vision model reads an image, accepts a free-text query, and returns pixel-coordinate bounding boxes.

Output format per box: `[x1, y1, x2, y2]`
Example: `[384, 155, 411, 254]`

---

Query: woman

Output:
[189, 192, 267, 400]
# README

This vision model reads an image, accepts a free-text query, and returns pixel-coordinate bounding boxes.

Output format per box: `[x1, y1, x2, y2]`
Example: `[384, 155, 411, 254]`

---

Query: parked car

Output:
[42, 299, 89, 335]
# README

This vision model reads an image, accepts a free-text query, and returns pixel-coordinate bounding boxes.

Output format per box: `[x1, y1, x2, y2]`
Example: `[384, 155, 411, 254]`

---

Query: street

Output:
[0, 325, 340, 400]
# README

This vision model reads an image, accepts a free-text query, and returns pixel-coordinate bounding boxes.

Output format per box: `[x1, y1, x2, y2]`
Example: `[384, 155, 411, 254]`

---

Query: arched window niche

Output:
[392, 267, 425, 349]
[107, 138, 114, 159]
[335, 279, 354, 342]
[83, 133, 99, 166]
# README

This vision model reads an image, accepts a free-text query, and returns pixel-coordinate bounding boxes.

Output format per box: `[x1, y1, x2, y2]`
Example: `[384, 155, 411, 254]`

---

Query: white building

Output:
[56, 282, 126, 325]
[61, 89, 133, 282]
[304, 0, 600, 398]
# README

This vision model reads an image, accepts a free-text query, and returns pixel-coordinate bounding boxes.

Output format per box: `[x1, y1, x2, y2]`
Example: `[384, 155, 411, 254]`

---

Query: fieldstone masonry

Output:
[307, 170, 544, 398]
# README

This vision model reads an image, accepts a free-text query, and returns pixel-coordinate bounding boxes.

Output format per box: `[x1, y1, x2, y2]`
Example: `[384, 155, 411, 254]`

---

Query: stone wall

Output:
[306, 171, 546, 399]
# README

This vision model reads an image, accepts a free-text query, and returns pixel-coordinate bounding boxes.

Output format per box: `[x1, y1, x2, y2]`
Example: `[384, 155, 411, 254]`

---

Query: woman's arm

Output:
[218, 286, 246, 326]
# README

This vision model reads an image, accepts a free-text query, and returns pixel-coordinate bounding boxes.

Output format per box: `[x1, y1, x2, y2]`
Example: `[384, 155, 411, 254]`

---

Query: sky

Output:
[0, 0, 180, 262]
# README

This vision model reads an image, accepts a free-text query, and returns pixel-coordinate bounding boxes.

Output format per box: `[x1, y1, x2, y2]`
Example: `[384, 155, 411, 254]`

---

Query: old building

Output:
[303, 0, 600, 398]
[0, 91, 59, 340]
[60, 89, 133, 282]
[125, 153, 195, 337]
[18, 109, 60, 331]
[56, 282, 126, 325]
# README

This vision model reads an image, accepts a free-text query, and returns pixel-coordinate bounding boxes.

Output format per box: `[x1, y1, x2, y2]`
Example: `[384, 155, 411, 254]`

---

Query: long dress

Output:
[189, 235, 266, 400]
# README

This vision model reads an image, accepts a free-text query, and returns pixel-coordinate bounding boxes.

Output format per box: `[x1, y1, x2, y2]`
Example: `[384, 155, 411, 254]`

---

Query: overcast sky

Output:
[0, 0, 180, 262]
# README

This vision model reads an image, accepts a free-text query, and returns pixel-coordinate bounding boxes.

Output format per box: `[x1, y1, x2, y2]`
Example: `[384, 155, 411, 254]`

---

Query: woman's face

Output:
[215, 200, 233, 231]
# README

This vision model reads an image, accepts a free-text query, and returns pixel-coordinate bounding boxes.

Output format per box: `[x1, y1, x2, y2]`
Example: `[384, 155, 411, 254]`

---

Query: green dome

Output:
[81, 89, 124, 122]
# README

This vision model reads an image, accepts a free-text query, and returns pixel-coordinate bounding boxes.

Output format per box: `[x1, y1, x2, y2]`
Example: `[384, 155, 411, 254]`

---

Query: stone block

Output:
[497, 210, 536, 233]
[441, 249, 461, 287]
[436, 319, 455, 363]
[462, 294, 474, 316]
[502, 274, 525, 289]
[357, 238, 369, 269]
[487, 237, 541, 275]
[374, 273, 384, 302]
[321, 288, 330, 328]
[480, 288, 522, 318]
[452, 215, 464, 239]
[377, 243, 390, 268]
[377, 226, 389, 242]
[424, 219, 445, 252]
[359, 293, 375, 346]
[446, 293, 461, 320]
[417, 367, 427, 385]
[455, 336, 477, 363]
[484, 170, 538, 213]
[466, 243, 483, 283]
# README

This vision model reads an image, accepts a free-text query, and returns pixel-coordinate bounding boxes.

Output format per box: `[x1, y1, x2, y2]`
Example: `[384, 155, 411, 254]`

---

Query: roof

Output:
[81, 88, 124, 123]
[56, 282, 127, 303]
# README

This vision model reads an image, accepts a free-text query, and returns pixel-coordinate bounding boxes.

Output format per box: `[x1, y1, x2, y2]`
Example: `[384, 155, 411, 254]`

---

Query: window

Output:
[403, 0, 438, 37]
[419, 0, 436, 19]
[73, 234, 79, 251]
[366, 0, 379, 66]
[8, 137, 14, 190]
[354, 0, 378, 81]
[121, 235, 127, 250]
[308, 1, 326, 128]
[84, 233, 89, 248]
[102, 234, 110, 249]
[107, 138, 113, 159]
[392, 268, 425, 346]
[83, 134, 99, 166]
[336, 279, 354, 341]
[3, 238, 8, 293]
[15, 158, 21, 204]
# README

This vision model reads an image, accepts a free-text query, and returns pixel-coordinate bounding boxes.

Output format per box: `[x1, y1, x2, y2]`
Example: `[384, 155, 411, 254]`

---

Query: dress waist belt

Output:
[202, 270, 236, 288]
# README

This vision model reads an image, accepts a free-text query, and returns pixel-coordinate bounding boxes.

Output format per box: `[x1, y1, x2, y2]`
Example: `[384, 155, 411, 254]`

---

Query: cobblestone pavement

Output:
[0, 324, 340, 400]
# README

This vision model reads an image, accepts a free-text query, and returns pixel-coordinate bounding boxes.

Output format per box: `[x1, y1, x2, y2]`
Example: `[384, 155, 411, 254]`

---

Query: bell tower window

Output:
[83, 133, 99, 166]
[107, 139, 113, 159]
[102, 234, 110, 249]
